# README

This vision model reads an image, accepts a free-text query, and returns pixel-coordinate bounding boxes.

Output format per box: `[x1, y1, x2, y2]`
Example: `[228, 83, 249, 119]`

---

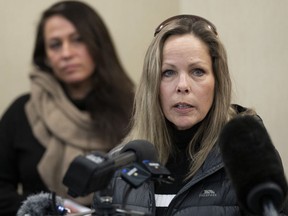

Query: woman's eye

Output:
[72, 35, 83, 43]
[48, 40, 61, 50]
[162, 70, 175, 77]
[192, 68, 205, 77]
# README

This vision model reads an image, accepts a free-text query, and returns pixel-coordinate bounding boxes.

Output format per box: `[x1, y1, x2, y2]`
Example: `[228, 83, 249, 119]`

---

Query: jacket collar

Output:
[178, 144, 224, 195]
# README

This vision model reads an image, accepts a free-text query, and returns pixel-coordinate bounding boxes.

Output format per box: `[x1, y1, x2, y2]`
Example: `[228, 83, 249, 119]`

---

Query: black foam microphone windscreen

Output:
[219, 115, 287, 214]
[120, 139, 158, 163]
[17, 192, 67, 216]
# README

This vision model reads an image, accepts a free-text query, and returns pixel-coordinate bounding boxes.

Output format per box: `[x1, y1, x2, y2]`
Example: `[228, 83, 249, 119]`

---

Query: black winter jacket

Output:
[92, 144, 288, 216]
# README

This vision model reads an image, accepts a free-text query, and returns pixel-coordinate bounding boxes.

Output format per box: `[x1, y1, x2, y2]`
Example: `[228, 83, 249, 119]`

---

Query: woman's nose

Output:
[176, 74, 190, 93]
[61, 42, 74, 58]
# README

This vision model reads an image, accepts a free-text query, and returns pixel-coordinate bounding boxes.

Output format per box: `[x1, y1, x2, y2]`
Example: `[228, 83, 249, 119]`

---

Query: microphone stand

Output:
[92, 187, 117, 216]
[91, 185, 151, 216]
[247, 182, 283, 216]
[262, 198, 279, 216]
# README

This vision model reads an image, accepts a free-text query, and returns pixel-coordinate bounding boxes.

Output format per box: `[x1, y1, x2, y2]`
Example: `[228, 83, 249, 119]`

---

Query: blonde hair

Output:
[123, 16, 252, 178]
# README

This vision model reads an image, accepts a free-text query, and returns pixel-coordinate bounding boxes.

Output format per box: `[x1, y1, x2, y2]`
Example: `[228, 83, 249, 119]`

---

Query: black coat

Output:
[92, 145, 288, 216]
[0, 94, 48, 215]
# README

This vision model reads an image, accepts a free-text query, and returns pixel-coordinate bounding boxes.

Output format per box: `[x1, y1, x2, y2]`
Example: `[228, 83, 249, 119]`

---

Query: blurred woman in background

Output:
[0, 1, 134, 215]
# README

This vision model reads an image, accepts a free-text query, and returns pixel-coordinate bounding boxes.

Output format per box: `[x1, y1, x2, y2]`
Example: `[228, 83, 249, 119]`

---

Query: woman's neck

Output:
[167, 120, 201, 150]
[64, 82, 93, 100]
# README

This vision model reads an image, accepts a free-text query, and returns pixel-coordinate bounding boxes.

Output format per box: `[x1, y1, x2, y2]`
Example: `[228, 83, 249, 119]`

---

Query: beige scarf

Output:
[25, 70, 112, 205]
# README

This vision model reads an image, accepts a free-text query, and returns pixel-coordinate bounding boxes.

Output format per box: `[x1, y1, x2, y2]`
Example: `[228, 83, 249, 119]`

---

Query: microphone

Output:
[17, 192, 68, 216]
[219, 115, 288, 215]
[63, 140, 157, 197]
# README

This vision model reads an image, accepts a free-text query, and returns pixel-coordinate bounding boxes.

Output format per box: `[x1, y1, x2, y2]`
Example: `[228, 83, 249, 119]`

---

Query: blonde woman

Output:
[92, 15, 287, 215]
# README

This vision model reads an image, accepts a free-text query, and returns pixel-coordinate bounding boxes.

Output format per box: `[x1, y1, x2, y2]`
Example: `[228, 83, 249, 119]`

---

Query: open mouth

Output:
[174, 103, 193, 109]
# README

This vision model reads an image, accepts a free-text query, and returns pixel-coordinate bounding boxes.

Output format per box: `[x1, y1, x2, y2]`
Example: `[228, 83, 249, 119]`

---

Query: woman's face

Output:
[44, 15, 95, 89]
[160, 34, 215, 130]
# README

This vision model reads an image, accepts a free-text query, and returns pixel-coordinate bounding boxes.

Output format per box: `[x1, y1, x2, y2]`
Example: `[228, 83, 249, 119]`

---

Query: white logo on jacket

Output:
[199, 189, 217, 197]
